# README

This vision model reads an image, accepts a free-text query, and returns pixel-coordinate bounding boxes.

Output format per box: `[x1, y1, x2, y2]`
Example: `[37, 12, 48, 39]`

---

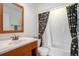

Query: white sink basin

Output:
[9, 40, 25, 45]
[9, 37, 35, 45]
[0, 37, 37, 48]
[0, 40, 12, 49]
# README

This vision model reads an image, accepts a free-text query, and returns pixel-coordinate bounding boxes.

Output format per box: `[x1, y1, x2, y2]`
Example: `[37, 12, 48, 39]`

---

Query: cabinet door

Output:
[0, 4, 3, 32]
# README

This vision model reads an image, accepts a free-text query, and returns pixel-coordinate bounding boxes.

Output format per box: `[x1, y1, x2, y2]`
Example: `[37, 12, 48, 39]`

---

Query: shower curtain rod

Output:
[38, 3, 74, 13]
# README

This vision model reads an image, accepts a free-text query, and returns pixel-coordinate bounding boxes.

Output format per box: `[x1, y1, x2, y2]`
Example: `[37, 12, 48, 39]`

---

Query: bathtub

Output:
[48, 47, 70, 56]
[38, 47, 70, 56]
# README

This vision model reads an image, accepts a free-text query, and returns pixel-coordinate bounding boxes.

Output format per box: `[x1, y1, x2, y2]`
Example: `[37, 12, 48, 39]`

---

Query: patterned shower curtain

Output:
[38, 12, 50, 46]
[66, 4, 78, 56]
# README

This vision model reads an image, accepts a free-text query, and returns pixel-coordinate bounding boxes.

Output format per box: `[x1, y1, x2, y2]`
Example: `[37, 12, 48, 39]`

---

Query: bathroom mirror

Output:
[0, 3, 24, 33]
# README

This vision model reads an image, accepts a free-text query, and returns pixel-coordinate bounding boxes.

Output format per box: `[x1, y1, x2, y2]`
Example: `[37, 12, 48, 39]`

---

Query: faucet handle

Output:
[10, 36, 14, 40]
[10, 35, 19, 40]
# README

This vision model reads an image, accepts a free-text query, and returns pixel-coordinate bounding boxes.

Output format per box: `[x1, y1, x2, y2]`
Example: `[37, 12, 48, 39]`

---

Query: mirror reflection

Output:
[3, 4, 22, 31]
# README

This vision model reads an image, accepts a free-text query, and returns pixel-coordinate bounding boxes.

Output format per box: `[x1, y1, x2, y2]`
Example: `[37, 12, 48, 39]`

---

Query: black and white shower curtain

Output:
[38, 12, 50, 46]
[66, 4, 78, 56]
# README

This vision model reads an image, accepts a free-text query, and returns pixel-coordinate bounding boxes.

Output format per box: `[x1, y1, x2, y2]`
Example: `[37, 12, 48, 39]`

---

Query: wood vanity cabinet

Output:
[0, 41, 38, 56]
[0, 4, 3, 32]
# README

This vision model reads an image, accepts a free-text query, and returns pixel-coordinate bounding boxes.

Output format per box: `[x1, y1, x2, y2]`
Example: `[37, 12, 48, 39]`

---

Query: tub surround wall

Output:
[49, 7, 72, 52]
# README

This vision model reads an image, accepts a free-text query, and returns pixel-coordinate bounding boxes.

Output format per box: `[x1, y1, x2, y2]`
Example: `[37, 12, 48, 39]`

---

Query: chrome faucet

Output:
[11, 35, 19, 40]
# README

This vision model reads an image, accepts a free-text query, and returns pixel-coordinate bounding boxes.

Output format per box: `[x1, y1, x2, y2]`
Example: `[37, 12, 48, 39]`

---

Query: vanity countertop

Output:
[0, 37, 37, 55]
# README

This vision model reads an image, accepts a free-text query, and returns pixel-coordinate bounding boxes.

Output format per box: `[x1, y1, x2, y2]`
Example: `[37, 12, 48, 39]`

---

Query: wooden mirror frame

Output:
[0, 3, 24, 33]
